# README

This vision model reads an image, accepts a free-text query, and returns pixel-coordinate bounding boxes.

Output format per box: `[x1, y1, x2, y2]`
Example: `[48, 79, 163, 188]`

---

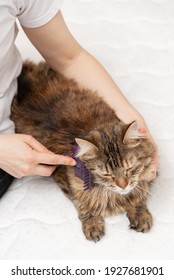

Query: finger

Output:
[150, 171, 157, 180]
[35, 153, 76, 166]
[34, 164, 56, 177]
[148, 170, 157, 181]
[151, 150, 159, 168]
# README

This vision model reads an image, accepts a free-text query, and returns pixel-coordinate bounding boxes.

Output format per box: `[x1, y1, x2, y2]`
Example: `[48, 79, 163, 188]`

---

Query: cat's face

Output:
[75, 121, 155, 195]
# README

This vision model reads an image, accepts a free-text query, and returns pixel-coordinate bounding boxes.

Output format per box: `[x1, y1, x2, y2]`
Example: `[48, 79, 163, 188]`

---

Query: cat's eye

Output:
[102, 173, 112, 177]
[127, 166, 133, 171]
[131, 173, 138, 178]
[131, 170, 142, 178]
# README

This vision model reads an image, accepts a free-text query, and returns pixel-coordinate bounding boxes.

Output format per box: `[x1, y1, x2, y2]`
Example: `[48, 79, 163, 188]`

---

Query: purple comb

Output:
[63, 145, 93, 190]
[71, 145, 93, 190]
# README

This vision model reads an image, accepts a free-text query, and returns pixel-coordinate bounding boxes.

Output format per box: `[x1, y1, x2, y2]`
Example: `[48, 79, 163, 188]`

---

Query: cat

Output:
[11, 61, 156, 242]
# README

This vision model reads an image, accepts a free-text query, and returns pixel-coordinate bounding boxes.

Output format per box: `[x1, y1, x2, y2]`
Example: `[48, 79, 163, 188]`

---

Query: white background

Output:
[0, 0, 174, 261]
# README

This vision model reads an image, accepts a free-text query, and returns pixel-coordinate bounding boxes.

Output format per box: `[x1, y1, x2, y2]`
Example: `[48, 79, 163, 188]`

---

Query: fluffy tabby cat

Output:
[11, 61, 156, 242]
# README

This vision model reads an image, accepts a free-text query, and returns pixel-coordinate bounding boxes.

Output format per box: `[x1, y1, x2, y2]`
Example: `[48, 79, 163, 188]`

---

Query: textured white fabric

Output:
[0, 0, 63, 134]
[0, 0, 174, 260]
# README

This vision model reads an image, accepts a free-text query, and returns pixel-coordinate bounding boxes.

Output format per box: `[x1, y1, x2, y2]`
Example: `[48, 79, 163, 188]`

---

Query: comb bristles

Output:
[63, 145, 93, 189]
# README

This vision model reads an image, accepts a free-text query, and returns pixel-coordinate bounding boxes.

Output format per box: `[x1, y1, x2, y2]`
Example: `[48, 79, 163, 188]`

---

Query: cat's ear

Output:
[75, 138, 98, 158]
[123, 121, 146, 147]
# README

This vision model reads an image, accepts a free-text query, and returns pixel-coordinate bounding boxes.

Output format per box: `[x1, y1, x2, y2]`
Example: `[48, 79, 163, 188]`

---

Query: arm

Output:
[23, 12, 140, 124]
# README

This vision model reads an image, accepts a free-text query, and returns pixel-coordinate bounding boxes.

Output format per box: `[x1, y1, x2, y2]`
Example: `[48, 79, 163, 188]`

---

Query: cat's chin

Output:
[110, 183, 137, 195]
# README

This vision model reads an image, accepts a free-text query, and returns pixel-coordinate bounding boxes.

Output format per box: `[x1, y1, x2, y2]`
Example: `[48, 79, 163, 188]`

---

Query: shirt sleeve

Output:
[18, 0, 64, 28]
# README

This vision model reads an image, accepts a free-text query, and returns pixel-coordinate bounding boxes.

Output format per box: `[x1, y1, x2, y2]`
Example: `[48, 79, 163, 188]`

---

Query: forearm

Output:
[49, 48, 146, 127]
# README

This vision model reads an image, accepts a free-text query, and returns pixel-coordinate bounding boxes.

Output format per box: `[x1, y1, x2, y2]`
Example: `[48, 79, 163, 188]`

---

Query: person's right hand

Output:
[0, 134, 76, 178]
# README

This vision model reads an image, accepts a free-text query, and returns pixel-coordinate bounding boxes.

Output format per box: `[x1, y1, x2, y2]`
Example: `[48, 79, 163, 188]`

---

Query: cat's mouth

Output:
[110, 182, 137, 195]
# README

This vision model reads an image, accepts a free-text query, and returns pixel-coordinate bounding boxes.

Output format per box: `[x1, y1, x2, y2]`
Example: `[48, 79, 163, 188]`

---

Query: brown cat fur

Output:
[11, 61, 156, 242]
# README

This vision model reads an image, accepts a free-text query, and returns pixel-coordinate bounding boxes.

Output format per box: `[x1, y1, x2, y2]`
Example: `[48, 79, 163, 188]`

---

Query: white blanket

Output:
[0, 0, 174, 260]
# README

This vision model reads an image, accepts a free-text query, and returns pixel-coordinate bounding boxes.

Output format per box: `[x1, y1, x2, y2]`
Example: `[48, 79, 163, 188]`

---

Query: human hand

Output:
[0, 134, 76, 178]
[138, 125, 159, 180]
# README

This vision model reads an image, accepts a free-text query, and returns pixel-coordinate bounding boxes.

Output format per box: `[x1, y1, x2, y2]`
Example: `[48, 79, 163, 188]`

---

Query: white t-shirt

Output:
[0, 0, 63, 134]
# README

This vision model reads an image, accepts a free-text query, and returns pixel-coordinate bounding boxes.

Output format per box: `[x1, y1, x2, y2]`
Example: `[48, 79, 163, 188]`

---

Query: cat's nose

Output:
[115, 178, 128, 189]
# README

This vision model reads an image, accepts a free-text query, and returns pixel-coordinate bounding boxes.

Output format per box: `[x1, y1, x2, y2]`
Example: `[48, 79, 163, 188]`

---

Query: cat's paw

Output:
[129, 211, 153, 233]
[82, 216, 105, 242]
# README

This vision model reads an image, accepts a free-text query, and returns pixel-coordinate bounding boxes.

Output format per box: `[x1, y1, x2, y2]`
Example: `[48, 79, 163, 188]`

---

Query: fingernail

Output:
[138, 127, 147, 133]
[70, 159, 76, 166]
[65, 157, 76, 166]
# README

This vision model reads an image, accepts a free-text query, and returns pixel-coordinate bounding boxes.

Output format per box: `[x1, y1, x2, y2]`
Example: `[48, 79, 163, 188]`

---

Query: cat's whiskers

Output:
[134, 187, 146, 200]
[136, 184, 155, 199]
[134, 186, 152, 205]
